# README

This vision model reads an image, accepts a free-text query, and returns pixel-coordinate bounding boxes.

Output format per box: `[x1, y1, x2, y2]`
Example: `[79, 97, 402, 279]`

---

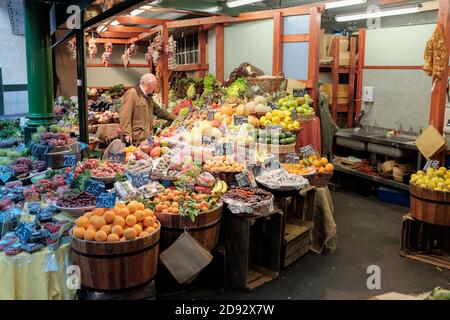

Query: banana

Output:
[220, 180, 228, 193]
[212, 180, 222, 194]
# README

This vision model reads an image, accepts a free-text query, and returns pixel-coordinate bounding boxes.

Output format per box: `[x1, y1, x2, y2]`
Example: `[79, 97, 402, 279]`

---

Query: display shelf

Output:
[334, 163, 409, 191]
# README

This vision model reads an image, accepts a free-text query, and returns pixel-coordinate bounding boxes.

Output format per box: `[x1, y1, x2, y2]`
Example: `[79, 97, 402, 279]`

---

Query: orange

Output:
[120, 237, 126, 242]
[76, 216, 90, 229]
[152, 222, 159, 229]
[126, 214, 137, 227]
[118, 207, 130, 218]
[143, 217, 153, 228]
[100, 225, 112, 235]
[320, 157, 329, 166]
[312, 160, 321, 168]
[134, 210, 145, 222]
[145, 226, 155, 233]
[115, 202, 126, 209]
[124, 228, 137, 240]
[318, 167, 325, 173]
[111, 225, 124, 237]
[169, 207, 179, 214]
[138, 231, 149, 238]
[127, 201, 138, 214]
[95, 230, 107, 242]
[155, 204, 163, 212]
[144, 209, 153, 217]
[133, 224, 142, 235]
[92, 216, 106, 230]
[107, 233, 120, 242]
[93, 208, 105, 216]
[84, 211, 93, 219]
[138, 222, 143, 229]
[73, 226, 85, 239]
[325, 163, 334, 172]
[86, 224, 97, 232]
[84, 229, 96, 241]
[161, 209, 169, 215]
[136, 202, 145, 211]
[113, 215, 126, 227]
[103, 211, 116, 224]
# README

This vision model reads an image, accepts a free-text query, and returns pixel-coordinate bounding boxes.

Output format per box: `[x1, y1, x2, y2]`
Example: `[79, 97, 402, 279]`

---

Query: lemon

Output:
[280, 122, 287, 130]
[420, 184, 427, 188]
[260, 116, 267, 123]
[272, 116, 281, 124]
[435, 187, 443, 191]
[293, 121, 301, 129]
[428, 182, 437, 189]
[417, 170, 425, 176]
[272, 110, 280, 117]
[287, 124, 295, 131]
[265, 112, 273, 120]
[284, 116, 292, 124]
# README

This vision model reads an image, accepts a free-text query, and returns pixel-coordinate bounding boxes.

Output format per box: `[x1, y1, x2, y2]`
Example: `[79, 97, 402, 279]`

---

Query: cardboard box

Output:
[415, 125, 447, 159]
[339, 51, 350, 66]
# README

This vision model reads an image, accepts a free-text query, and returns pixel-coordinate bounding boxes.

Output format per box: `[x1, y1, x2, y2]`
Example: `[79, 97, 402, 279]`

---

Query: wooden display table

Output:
[224, 209, 283, 291]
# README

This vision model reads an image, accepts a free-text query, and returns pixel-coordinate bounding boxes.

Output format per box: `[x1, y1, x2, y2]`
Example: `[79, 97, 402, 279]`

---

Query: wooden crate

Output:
[284, 219, 313, 268]
[400, 214, 450, 270]
[224, 209, 283, 291]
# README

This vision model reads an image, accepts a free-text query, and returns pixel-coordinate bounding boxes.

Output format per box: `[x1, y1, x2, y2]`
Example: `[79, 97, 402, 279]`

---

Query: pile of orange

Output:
[153, 188, 211, 214]
[304, 155, 334, 173]
[72, 201, 159, 242]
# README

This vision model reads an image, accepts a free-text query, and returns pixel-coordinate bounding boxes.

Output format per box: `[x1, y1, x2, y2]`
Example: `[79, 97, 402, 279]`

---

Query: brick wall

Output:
[0, 0, 28, 115]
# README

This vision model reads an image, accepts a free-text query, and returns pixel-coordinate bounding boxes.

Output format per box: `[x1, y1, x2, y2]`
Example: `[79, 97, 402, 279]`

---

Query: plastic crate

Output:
[377, 187, 410, 207]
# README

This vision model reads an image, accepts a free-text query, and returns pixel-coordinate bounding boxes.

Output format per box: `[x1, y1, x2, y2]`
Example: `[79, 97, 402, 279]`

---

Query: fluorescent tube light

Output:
[130, 9, 144, 16]
[203, 6, 221, 12]
[110, 20, 120, 26]
[325, 0, 366, 10]
[140, 5, 152, 10]
[335, 5, 421, 22]
[227, 0, 264, 8]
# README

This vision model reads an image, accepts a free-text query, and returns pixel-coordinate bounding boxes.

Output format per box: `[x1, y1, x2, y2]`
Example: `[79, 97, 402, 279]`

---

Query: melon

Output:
[220, 105, 234, 116]
[245, 101, 256, 114]
[254, 95, 267, 105]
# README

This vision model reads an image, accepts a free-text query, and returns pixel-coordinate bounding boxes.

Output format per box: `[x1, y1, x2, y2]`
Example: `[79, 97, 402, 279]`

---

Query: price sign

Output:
[66, 172, 74, 185]
[63, 154, 77, 168]
[423, 159, 440, 171]
[96, 192, 117, 209]
[245, 167, 257, 188]
[207, 110, 216, 121]
[108, 151, 126, 163]
[264, 156, 280, 170]
[251, 164, 262, 177]
[235, 172, 250, 188]
[0, 166, 13, 183]
[15, 223, 34, 243]
[234, 116, 248, 126]
[78, 142, 89, 152]
[202, 136, 215, 146]
[299, 144, 316, 158]
[130, 172, 149, 188]
[267, 102, 278, 110]
[147, 136, 154, 148]
[214, 143, 233, 156]
[291, 109, 297, 119]
[285, 153, 300, 164]
[85, 179, 105, 196]
[20, 214, 36, 224]
[293, 88, 307, 97]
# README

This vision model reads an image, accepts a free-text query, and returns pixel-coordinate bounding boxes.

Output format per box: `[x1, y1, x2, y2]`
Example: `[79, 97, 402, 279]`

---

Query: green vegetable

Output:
[187, 84, 196, 99]
[226, 77, 248, 98]
[203, 74, 216, 90]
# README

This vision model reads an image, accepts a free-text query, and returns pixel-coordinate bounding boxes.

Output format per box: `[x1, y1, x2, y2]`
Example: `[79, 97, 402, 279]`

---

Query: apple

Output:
[153, 137, 160, 148]
[150, 147, 162, 158]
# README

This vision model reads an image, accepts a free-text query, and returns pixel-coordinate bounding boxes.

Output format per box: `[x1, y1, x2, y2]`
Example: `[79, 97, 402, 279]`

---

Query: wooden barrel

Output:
[70, 224, 160, 290]
[156, 202, 223, 251]
[410, 184, 450, 226]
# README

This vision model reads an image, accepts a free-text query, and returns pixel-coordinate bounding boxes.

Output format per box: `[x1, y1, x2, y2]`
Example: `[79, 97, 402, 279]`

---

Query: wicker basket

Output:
[246, 73, 285, 94]
[306, 172, 333, 187]
[256, 142, 296, 155]
[296, 113, 315, 122]
[239, 62, 265, 77]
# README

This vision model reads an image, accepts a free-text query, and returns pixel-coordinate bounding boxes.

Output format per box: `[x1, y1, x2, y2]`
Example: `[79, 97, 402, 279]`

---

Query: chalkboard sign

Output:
[251, 164, 262, 177]
[15, 223, 34, 243]
[293, 88, 307, 97]
[214, 143, 233, 156]
[66, 172, 74, 185]
[234, 116, 248, 126]
[299, 144, 316, 158]
[207, 110, 216, 121]
[108, 151, 126, 163]
[202, 136, 215, 146]
[130, 172, 149, 188]
[285, 153, 300, 164]
[63, 154, 77, 168]
[147, 137, 154, 148]
[268, 102, 278, 110]
[96, 192, 117, 209]
[264, 156, 280, 170]
[235, 172, 250, 188]
[0, 166, 13, 183]
[291, 109, 297, 119]
[423, 159, 440, 171]
[85, 179, 105, 196]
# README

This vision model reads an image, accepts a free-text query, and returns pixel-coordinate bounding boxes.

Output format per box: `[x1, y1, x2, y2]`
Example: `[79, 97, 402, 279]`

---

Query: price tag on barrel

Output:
[147, 136, 154, 148]
[108, 151, 126, 163]
[234, 116, 248, 126]
[285, 153, 300, 164]
[299, 144, 316, 159]
[63, 154, 77, 168]
[423, 159, 439, 171]
[96, 192, 117, 209]
[85, 179, 105, 196]
[130, 172, 149, 188]
[235, 172, 250, 188]
[0, 166, 13, 183]
[65, 172, 74, 186]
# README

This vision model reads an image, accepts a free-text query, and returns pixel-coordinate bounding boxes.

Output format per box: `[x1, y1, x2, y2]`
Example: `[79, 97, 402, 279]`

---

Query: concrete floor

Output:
[210, 188, 450, 300]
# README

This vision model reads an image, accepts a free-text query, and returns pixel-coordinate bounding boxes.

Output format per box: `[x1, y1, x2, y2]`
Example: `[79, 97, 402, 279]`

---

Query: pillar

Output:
[24, 0, 55, 132]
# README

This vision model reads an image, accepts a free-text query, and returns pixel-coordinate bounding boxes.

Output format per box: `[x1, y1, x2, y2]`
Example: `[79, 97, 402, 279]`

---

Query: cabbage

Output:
[186, 84, 196, 99]
[203, 74, 216, 90]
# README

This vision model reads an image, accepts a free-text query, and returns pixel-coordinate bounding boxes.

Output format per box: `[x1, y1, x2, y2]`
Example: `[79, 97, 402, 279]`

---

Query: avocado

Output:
[286, 137, 295, 144]
[280, 138, 287, 145]
[280, 133, 286, 139]
[284, 131, 293, 138]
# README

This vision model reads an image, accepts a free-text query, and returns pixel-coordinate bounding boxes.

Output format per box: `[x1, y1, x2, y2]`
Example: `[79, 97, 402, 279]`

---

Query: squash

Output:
[220, 105, 234, 116]
[255, 103, 271, 113]
[245, 101, 256, 115]
[254, 95, 267, 105]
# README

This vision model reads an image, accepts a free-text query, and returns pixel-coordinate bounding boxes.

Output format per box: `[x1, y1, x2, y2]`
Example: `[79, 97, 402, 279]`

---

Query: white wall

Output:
[0, 0, 28, 115]
[207, 29, 216, 77]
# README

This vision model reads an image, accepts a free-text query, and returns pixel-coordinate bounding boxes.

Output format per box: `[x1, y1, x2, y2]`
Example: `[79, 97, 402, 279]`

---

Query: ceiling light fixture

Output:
[325, 0, 367, 10]
[140, 5, 152, 10]
[335, 5, 422, 22]
[129, 9, 144, 16]
[227, 0, 264, 8]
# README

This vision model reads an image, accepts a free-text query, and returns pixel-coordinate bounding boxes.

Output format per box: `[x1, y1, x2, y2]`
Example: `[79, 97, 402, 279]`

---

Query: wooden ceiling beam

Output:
[100, 31, 141, 38]
[86, 38, 130, 44]
[128, 25, 162, 44]
[106, 25, 150, 33]
[116, 16, 167, 26]
[142, 7, 218, 17]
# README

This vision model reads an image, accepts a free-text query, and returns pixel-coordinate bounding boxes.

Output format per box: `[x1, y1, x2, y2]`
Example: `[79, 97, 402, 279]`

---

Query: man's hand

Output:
[124, 135, 132, 144]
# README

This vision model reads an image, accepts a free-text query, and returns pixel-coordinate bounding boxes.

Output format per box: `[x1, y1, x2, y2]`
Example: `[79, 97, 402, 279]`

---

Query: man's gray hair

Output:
[140, 73, 156, 85]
